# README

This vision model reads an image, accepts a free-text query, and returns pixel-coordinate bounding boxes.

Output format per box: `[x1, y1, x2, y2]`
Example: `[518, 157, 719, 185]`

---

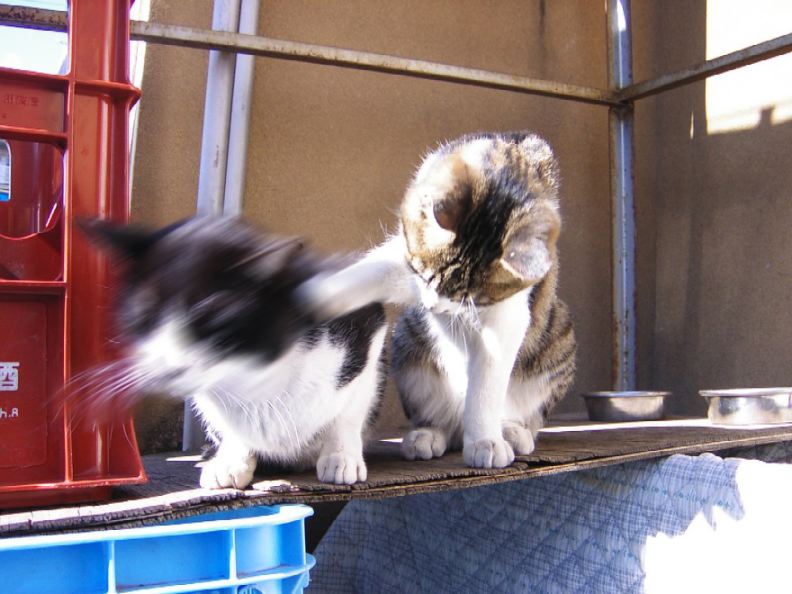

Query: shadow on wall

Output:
[642, 1, 792, 416]
[311, 446, 792, 592]
[653, 113, 792, 416]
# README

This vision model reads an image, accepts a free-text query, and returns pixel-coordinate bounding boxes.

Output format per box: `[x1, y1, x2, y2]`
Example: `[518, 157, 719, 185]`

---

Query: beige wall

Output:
[132, 0, 612, 436]
[634, 1, 792, 416]
[132, 1, 790, 436]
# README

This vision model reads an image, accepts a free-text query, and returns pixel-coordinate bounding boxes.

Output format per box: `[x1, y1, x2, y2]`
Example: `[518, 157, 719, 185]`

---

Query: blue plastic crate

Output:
[0, 504, 315, 593]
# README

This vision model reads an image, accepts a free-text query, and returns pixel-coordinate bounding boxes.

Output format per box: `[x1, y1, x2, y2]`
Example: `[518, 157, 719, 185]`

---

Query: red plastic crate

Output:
[0, 0, 146, 508]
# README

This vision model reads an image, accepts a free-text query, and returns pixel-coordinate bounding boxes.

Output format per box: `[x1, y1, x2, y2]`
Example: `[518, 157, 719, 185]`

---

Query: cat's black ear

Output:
[76, 218, 158, 261]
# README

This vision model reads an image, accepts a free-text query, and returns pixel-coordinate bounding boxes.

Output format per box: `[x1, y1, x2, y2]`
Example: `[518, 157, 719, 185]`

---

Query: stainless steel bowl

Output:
[700, 388, 792, 425]
[581, 391, 669, 422]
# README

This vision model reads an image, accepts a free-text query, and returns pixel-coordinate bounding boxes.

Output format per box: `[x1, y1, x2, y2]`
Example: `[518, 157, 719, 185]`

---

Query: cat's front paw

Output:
[463, 437, 515, 468]
[401, 428, 447, 460]
[502, 422, 536, 456]
[199, 454, 257, 489]
[296, 273, 347, 323]
[317, 451, 367, 485]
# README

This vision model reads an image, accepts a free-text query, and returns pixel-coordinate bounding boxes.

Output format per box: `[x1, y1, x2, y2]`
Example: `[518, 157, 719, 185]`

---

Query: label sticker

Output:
[0, 362, 19, 391]
[0, 407, 19, 419]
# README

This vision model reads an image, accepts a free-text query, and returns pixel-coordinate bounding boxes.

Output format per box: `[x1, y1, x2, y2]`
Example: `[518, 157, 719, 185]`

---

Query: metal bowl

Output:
[700, 388, 792, 425]
[581, 391, 669, 422]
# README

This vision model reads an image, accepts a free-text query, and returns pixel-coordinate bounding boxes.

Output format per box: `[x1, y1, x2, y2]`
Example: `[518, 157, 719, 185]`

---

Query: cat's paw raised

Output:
[401, 427, 447, 460]
[502, 422, 536, 455]
[199, 454, 257, 489]
[463, 437, 515, 468]
[317, 451, 367, 485]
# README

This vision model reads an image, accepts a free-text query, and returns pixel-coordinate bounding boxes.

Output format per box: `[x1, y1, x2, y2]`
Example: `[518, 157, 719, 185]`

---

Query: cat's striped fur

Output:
[301, 131, 576, 468]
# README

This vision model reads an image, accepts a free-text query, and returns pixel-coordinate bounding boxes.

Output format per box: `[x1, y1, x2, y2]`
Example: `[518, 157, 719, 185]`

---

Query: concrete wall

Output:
[130, 0, 792, 445]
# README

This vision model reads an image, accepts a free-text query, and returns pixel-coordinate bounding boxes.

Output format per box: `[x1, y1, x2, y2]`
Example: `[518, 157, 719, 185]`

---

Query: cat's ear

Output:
[430, 155, 473, 232]
[76, 218, 158, 261]
[433, 187, 472, 232]
[239, 236, 305, 278]
[517, 135, 560, 199]
[493, 210, 560, 287]
[498, 229, 552, 286]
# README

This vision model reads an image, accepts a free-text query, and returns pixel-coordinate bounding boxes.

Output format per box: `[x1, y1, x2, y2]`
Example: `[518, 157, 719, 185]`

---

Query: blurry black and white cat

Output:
[301, 131, 576, 469]
[81, 217, 387, 488]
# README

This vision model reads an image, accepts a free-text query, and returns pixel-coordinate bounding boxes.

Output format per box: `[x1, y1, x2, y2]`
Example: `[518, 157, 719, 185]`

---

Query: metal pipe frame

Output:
[195, 0, 240, 218]
[223, 0, 260, 217]
[606, 0, 636, 391]
[620, 32, 792, 102]
[3, 2, 792, 393]
[3, 5, 790, 107]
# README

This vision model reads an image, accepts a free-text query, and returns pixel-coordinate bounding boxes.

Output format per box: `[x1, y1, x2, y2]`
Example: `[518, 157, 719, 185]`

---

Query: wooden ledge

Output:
[3, 419, 792, 536]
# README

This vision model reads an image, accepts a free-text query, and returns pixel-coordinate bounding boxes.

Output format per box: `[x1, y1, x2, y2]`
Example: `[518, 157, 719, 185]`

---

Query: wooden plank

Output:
[3, 420, 792, 536]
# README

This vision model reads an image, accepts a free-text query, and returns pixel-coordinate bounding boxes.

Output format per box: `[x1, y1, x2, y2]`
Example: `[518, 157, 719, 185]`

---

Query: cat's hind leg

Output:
[402, 427, 448, 460]
[501, 420, 536, 456]
[502, 378, 550, 457]
[395, 366, 464, 460]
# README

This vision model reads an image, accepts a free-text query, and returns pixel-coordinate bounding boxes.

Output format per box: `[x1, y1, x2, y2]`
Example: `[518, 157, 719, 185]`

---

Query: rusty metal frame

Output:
[606, 0, 636, 391]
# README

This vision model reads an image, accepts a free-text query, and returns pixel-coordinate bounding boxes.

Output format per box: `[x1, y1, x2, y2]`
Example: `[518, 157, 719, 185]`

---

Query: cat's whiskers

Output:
[263, 400, 297, 453]
[464, 295, 481, 330]
[455, 301, 470, 357]
[208, 383, 299, 453]
[62, 359, 153, 427]
[446, 298, 465, 349]
[211, 384, 256, 429]
[207, 386, 234, 420]
[270, 390, 302, 451]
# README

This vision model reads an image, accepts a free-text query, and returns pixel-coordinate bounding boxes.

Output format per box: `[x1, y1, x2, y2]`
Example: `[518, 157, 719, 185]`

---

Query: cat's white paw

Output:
[502, 422, 536, 456]
[401, 428, 447, 460]
[297, 273, 342, 320]
[463, 437, 515, 468]
[317, 451, 367, 485]
[199, 454, 257, 489]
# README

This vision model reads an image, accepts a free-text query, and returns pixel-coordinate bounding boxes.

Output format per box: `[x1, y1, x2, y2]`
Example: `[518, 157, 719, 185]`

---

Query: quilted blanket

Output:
[311, 443, 792, 593]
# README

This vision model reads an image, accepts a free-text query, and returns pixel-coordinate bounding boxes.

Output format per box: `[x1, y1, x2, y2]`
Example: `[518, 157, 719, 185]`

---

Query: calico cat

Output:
[80, 216, 387, 488]
[300, 131, 576, 469]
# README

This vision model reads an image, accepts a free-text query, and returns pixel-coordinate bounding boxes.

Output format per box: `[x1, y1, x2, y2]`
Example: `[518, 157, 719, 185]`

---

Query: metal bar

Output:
[0, 4, 617, 106]
[3, 4, 792, 106]
[195, 0, 239, 217]
[606, 0, 636, 391]
[132, 22, 618, 106]
[223, 0, 260, 217]
[184, 0, 242, 452]
[620, 32, 792, 102]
